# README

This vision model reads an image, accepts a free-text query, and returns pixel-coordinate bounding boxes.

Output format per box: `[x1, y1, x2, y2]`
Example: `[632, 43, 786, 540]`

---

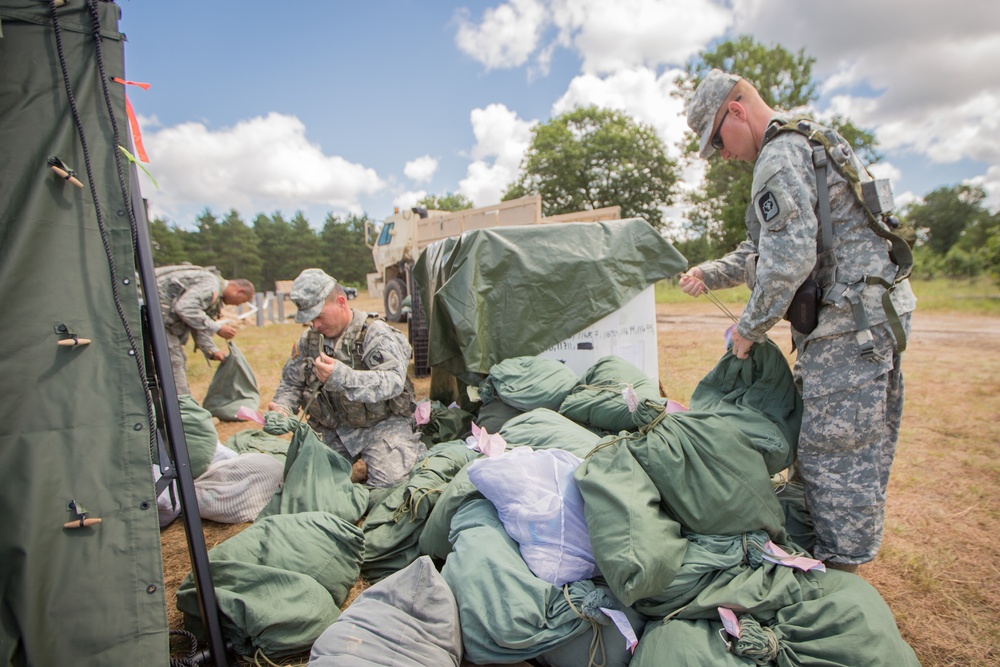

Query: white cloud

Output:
[138, 112, 383, 224]
[731, 0, 1000, 166]
[404, 155, 439, 183]
[552, 66, 689, 156]
[867, 160, 902, 186]
[455, 0, 730, 75]
[458, 104, 538, 205]
[965, 165, 1000, 214]
[548, 0, 730, 74]
[455, 0, 548, 69]
[393, 190, 428, 211]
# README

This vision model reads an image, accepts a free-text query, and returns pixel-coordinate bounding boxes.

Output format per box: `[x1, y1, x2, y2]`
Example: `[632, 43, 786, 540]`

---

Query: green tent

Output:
[0, 2, 171, 664]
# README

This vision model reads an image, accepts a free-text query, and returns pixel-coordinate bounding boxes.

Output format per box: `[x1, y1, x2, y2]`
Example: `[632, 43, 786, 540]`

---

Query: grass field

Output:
[167, 279, 1000, 666]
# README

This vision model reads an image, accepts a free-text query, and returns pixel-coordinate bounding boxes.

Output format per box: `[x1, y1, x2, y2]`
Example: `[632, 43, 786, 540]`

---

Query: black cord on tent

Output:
[48, 0, 157, 459]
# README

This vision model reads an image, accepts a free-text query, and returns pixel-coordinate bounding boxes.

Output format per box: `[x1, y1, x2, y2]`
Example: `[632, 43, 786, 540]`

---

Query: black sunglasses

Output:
[711, 95, 742, 151]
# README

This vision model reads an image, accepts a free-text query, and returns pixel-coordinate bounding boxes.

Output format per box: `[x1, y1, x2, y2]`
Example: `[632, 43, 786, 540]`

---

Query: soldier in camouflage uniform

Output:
[681, 70, 917, 571]
[268, 269, 424, 488]
[155, 265, 255, 396]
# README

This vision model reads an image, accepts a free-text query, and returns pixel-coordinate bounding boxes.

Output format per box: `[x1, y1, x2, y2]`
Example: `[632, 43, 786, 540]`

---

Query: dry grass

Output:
[165, 290, 1000, 666]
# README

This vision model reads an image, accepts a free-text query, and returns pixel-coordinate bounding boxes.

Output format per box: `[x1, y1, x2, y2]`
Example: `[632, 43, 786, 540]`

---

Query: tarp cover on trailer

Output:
[0, 1, 169, 665]
[413, 218, 687, 378]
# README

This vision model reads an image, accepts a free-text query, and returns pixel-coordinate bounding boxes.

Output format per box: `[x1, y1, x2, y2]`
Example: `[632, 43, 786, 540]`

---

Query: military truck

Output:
[365, 194, 621, 321]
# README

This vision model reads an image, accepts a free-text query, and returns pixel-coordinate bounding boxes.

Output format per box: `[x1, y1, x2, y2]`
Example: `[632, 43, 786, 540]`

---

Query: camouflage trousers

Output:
[165, 333, 191, 396]
[313, 415, 426, 489]
[792, 314, 910, 565]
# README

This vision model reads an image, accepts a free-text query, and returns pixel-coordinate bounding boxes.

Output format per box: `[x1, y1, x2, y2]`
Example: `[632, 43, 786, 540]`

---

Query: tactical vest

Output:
[760, 118, 913, 354]
[303, 312, 415, 429]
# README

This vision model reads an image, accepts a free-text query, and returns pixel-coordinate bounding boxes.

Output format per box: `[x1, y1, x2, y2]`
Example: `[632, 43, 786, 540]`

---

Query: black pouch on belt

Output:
[785, 279, 821, 334]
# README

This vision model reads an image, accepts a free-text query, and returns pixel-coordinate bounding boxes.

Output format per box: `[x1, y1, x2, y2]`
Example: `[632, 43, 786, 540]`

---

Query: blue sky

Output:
[117, 0, 1000, 232]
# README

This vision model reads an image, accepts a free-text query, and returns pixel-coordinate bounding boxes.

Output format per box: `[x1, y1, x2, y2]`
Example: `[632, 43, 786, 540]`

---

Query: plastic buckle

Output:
[856, 329, 876, 358]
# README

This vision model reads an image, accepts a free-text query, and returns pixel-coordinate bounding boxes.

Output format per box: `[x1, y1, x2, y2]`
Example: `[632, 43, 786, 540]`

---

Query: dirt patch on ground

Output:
[166, 295, 1000, 666]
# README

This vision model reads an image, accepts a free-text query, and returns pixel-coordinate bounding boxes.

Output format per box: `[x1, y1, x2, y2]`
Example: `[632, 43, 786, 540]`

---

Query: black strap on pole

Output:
[131, 172, 231, 667]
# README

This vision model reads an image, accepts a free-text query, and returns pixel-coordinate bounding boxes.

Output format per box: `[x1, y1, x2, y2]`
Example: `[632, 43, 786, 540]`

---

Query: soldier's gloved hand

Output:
[217, 324, 238, 339]
[679, 267, 706, 297]
[314, 352, 337, 384]
[211, 350, 227, 362]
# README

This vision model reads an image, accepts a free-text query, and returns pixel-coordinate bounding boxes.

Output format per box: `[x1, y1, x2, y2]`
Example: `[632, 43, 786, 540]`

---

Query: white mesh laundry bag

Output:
[194, 453, 284, 523]
[468, 446, 598, 586]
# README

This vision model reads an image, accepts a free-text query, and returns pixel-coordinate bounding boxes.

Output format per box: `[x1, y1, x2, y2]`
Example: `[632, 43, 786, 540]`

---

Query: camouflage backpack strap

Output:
[763, 117, 911, 354]
[764, 117, 913, 282]
[348, 313, 383, 370]
[301, 329, 326, 417]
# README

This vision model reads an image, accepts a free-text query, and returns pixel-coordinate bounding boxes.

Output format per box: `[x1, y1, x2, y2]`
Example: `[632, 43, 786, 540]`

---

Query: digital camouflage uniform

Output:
[696, 117, 916, 566]
[155, 265, 227, 396]
[271, 309, 424, 488]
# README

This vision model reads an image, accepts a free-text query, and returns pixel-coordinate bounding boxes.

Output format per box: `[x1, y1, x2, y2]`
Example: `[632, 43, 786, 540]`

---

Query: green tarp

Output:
[414, 218, 687, 378]
[0, 2, 168, 665]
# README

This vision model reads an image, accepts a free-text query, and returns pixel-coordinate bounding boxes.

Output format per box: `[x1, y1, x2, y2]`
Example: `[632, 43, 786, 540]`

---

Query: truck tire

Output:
[384, 278, 406, 322]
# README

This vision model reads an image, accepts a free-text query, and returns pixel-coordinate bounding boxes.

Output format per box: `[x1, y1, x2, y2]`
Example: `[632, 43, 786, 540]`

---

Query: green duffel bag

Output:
[479, 356, 579, 411]
[202, 341, 260, 421]
[176, 511, 364, 660]
[559, 356, 662, 433]
[178, 394, 219, 479]
[362, 440, 479, 583]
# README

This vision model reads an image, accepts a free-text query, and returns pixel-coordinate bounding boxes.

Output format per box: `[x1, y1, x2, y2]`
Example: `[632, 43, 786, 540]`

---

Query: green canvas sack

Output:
[202, 341, 260, 421]
[178, 394, 219, 479]
[176, 511, 363, 659]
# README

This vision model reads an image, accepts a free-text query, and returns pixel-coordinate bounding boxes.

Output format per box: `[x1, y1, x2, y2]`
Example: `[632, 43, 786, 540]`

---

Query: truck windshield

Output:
[376, 222, 394, 246]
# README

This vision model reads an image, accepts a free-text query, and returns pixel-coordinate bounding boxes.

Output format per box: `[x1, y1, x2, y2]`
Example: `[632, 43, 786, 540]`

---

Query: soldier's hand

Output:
[267, 402, 291, 416]
[731, 329, 754, 360]
[217, 324, 238, 339]
[211, 350, 227, 362]
[679, 267, 706, 297]
[314, 352, 337, 384]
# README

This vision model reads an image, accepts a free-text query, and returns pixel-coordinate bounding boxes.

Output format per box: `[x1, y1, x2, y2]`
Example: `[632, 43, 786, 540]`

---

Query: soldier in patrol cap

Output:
[268, 268, 424, 488]
[155, 264, 254, 396]
[679, 69, 916, 573]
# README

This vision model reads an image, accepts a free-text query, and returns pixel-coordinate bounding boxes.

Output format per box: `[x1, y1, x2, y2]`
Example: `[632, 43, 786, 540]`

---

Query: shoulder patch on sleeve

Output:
[758, 190, 780, 223]
[290, 342, 299, 358]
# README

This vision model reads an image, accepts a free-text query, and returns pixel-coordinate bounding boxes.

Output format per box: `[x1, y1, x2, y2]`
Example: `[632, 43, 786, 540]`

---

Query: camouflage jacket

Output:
[698, 115, 916, 343]
[272, 309, 415, 437]
[155, 265, 226, 358]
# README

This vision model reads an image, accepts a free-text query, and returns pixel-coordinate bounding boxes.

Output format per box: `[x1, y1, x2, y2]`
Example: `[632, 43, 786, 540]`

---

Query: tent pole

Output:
[131, 176, 232, 667]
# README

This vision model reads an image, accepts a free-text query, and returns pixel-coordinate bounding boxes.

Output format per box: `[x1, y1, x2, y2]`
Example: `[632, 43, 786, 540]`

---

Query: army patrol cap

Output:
[688, 68, 742, 159]
[290, 268, 337, 323]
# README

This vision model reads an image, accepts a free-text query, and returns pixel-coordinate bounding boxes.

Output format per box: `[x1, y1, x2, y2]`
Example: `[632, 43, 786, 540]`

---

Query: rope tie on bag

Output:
[731, 615, 780, 665]
[562, 585, 609, 667]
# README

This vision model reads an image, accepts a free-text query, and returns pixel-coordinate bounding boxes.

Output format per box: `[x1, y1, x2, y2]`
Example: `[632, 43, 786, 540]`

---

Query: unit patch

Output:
[758, 191, 780, 223]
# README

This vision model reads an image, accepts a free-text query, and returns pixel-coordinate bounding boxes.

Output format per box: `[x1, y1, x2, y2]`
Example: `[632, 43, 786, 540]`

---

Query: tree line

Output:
[149, 36, 999, 286]
[149, 209, 375, 291]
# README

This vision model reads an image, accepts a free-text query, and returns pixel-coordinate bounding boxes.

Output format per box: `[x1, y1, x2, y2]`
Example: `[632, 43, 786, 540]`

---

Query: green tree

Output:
[185, 209, 222, 268]
[147, 217, 188, 266]
[503, 106, 678, 229]
[319, 213, 373, 285]
[416, 193, 473, 212]
[253, 211, 297, 290]
[213, 209, 263, 286]
[286, 212, 324, 278]
[682, 36, 880, 259]
[906, 184, 990, 255]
